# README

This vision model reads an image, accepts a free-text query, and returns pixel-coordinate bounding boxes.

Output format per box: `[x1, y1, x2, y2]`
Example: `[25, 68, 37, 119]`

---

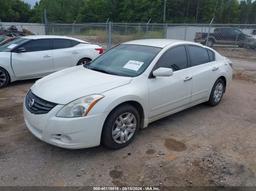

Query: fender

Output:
[0, 52, 17, 82]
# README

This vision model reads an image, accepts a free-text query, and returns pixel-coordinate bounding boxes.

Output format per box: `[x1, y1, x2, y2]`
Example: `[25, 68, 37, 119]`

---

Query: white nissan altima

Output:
[0, 35, 103, 88]
[24, 39, 233, 149]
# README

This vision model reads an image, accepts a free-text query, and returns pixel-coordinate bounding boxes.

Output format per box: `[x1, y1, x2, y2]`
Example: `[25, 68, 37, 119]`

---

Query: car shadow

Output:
[8, 79, 37, 87]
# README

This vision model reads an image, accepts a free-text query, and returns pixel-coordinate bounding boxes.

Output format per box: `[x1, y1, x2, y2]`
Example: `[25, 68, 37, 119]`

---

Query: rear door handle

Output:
[212, 66, 219, 71]
[43, 55, 51, 58]
[184, 76, 193, 82]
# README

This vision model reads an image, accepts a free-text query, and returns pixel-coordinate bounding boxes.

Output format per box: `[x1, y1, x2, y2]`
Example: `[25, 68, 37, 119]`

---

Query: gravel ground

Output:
[232, 58, 256, 83]
[0, 78, 255, 187]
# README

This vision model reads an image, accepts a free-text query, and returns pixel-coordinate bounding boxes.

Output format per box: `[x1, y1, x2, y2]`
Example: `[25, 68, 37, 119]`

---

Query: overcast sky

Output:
[23, 0, 39, 7]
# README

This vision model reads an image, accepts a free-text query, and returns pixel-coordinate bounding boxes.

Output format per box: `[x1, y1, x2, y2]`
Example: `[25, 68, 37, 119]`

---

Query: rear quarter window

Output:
[207, 49, 215, 62]
[188, 45, 210, 66]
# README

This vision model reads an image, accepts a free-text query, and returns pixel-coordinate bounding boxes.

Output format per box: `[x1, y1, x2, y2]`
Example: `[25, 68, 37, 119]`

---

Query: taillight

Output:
[95, 48, 104, 54]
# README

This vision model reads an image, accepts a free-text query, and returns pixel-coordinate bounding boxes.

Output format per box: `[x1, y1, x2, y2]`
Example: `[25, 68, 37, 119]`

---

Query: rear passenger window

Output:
[207, 50, 215, 62]
[156, 46, 188, 71]
[53, 39, 79, 49]
[188, 45, 209, 66]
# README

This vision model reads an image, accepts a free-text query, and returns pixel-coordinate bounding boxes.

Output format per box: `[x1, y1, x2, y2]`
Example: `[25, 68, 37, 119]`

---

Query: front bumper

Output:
[23, 103, 107, 149]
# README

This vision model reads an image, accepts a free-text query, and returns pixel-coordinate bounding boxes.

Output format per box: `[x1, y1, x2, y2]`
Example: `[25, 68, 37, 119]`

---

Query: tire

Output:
[206, 39, 214, 47]
[208, 78, 226, 106]
[77, 58, 91, 65]
[0, 67, 10, 88]
[101, 104, 141, 149]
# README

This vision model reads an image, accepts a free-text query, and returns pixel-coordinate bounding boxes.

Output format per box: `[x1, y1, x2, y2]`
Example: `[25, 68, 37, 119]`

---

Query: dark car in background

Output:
[194, 27, 248, 47]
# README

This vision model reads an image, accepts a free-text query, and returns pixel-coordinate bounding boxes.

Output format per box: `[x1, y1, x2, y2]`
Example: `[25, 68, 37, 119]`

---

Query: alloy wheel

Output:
[213, 82, 224, 103]
[112, 112, 137, 144]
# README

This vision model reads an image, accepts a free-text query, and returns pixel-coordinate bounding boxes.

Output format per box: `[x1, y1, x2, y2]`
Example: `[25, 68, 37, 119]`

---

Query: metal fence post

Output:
[206, 17, 215, 46]
[165, 23, 168, 39]
[107, 21, 112, 49]
[44, 9, 48, 35]
[184, 25, 187, 40]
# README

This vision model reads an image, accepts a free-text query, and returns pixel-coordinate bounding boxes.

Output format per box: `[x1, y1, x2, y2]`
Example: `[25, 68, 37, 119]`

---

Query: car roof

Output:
[123, 39, 202, 48]
[22, 35, 88, 43]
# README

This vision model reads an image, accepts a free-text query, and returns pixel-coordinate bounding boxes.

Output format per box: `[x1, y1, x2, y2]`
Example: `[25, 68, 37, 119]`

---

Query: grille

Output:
[25, 90, 57, 115]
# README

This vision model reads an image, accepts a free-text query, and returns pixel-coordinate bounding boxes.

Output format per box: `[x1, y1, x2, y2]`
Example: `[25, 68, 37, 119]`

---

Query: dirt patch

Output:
[216, 47, 256, 61]
[146, 149, 156, 155]
[0, 124, 10, 133]
[109, 169, 123, 179]
[0, 104, 23, 119]
[233, 70, 256, 83]
[164, 138, 187, 152]
[186, 151, 256, 186]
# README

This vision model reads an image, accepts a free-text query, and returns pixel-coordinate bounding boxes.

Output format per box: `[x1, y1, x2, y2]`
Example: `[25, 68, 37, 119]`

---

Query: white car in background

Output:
[0, 35, 103, 88]
[24, 39, 233, 150]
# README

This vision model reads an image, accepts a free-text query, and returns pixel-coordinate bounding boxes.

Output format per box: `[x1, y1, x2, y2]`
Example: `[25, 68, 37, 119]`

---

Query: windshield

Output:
[86, 44, 161, 77]
[0, 37, 29, 52]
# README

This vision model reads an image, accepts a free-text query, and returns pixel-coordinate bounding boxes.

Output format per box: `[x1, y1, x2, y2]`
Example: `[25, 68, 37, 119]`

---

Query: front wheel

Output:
[101, 104, 140, 149]
[77, 58, 91, 65]
[208, 79, 226, 106]
[0, 67, 10, 88]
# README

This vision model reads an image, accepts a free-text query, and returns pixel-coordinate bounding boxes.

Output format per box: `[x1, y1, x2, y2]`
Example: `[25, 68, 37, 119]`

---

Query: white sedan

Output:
[0, 35, 103, 88]
[24, 39, 233, 150]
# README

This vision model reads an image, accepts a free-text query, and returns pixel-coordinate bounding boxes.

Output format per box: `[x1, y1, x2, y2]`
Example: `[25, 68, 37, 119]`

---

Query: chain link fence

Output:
[44, 23, 256, 50]
[1, 22, 256, 50]
[1, 21, 256, 81]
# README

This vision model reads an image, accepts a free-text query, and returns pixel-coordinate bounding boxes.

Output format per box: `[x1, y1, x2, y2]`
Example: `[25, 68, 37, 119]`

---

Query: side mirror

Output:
[153, 67, 173, 77]
[15, 47, 26, 53]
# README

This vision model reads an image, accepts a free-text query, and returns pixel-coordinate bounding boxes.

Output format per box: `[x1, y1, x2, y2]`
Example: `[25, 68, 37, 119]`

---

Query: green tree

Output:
[0, 0, 31, 22]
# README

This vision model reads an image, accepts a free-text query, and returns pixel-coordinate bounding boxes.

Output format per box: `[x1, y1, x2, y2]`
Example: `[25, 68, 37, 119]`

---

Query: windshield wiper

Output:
[84, 65, 131, 77]
[87, 67, 117, 75]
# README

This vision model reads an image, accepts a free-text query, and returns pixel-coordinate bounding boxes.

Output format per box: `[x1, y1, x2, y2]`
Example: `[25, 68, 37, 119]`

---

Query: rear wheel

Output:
[77, 58, 91, 65]
[0, 67, 10, 88]
[208, 78, 226, 106]
[102, 104, 140, 149]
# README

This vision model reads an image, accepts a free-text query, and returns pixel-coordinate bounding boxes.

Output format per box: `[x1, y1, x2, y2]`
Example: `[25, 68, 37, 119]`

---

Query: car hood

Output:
[31, 66, 132, 104]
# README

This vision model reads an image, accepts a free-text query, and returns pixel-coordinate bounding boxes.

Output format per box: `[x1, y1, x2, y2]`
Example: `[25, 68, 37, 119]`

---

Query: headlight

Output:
[56, 95, 104, 118]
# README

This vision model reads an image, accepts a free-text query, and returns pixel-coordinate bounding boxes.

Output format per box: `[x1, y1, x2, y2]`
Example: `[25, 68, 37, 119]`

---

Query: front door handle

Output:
[184, 76, 193, 82]
[43, 55, 51, 58]
[212, 66, 219, 71]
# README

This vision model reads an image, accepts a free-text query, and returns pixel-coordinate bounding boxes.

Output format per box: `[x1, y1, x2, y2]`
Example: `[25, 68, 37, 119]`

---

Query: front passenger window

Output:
[22, 39, 51, 52]
[156, 46, 188, 71]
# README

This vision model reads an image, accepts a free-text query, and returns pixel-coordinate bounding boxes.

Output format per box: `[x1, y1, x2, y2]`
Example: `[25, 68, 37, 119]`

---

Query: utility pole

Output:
[196, 0, 200, 22]
[163, 0, 167, 23]
[43, 9, 48, 35]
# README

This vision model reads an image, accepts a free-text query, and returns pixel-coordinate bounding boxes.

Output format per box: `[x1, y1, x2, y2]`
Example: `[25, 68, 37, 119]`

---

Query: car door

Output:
[148, 45, 192, 119]
[187, 45, 220, 103]
[52, 39, 80, 71]
[11, 39, 53, 78]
